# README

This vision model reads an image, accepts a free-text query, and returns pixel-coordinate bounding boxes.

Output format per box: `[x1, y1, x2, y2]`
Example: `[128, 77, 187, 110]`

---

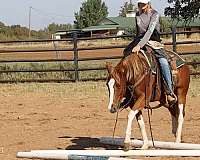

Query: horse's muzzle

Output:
[109, 97, 127, 113]
[110, 103, 120, 113]
[110, 106, 117, 113]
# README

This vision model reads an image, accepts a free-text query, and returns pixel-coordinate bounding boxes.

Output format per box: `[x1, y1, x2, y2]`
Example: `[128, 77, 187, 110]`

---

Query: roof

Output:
[83, 24, 118, 31]
[83, 16, 135, 31]
[100, 17, 135, 29]
[160, 17, 200, 27]
[83, 16, 200, 32]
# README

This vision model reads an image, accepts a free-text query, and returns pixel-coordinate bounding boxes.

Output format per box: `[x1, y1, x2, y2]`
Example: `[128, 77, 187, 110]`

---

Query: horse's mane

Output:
[115, 53, 147, 83]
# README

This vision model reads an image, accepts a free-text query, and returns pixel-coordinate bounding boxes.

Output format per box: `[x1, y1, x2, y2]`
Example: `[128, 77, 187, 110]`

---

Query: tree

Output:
[74, 0, 108, 29]
[0, 21, 5, 27]
[164, 0, 200, 21]
[46, 23, 73, 33]
[0, 21, 50, 40]
[159, 17, 171, 33]
[119, 0, 137, 17]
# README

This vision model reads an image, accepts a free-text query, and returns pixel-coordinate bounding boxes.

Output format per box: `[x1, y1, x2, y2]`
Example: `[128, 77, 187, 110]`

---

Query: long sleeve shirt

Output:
[136, 9, 160, 48]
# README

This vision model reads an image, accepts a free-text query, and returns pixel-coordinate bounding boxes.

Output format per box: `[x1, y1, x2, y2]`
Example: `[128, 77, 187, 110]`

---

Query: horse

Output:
[106, 50, 190, 151]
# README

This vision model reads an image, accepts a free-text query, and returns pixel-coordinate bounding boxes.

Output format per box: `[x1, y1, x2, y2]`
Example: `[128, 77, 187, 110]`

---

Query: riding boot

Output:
[161, 78, 176, 105]
[167, 94, 176, 106]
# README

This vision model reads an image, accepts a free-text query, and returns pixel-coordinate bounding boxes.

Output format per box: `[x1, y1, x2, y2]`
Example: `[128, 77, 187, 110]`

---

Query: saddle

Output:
[143, 41, 185, 79]
[140, 42, 185, 102]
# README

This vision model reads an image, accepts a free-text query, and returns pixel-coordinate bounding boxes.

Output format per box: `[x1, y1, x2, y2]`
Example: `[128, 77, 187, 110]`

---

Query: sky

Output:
[0, 0, 169, 30]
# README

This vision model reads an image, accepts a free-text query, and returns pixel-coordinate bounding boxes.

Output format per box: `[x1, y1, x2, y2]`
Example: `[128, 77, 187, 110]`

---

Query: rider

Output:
[123, 0, 176, 104]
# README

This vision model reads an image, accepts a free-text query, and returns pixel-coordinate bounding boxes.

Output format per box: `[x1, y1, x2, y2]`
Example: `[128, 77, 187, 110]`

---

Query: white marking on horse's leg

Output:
[176, 104, 184, 143]
[124, 110, 139, 143]
[137, 114, 149, 149]
[107, 78, 115, 111]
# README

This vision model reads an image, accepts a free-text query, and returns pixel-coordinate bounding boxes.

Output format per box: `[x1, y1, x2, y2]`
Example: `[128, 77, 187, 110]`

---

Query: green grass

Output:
[0, 62, 75, 81]
[0, 56, 199, 82]
[0, 58, 121, 81]
[188, 77, 200, 97]
[183, 54, 200, 73]
[0, 78, 198, 99]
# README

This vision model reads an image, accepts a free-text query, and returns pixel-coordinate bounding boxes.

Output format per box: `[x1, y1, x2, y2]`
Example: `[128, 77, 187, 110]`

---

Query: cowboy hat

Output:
[137, 0, 150, 4]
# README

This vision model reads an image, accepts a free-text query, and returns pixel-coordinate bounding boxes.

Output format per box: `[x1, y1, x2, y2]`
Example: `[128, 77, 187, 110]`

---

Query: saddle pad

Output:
[140, 49, 185, 74]
[165, 50, 185, 69]
[176, 58, 185, 68]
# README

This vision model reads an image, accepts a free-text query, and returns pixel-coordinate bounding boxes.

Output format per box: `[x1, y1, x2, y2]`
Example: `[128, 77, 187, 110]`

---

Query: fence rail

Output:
[0, 28, 199, 83]
[0, 41, 199, 53]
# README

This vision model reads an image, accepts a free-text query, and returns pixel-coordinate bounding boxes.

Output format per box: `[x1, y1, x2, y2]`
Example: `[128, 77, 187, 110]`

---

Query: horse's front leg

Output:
[124, 92, 146, 151]
[170, 103, 185, 143]
[136, 111, 149, 149]
[124, 109, 139, 151]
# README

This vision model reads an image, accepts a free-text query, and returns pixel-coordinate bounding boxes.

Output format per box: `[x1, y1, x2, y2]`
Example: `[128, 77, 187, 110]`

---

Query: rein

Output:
[131, 71, 148, 90]
[112, 108, 119, 138]
[120, 70, 149, 109]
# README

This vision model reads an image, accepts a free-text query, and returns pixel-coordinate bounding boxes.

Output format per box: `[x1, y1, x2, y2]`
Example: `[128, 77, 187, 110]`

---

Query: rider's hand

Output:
[132, 45, 141, 55]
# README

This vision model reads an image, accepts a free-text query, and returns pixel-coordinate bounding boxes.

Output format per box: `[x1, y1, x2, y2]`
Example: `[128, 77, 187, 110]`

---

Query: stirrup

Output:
[167, 94, 176, 106]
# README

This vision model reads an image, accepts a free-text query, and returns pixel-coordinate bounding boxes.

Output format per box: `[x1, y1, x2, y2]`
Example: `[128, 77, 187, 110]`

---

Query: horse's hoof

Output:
[175, 139, 181, 143]
[123, 143, 130, 152]
[141, 144, 149, 150]
[175, 136, 182, 143]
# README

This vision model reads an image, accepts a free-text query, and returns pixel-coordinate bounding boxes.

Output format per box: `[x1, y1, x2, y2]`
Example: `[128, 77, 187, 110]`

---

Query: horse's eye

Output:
[115, 82, 120, 88]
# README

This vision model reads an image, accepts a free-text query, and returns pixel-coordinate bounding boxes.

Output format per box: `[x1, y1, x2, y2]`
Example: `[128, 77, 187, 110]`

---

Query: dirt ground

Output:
[0, 79, 199, 160]
[0, 43, 199, 159]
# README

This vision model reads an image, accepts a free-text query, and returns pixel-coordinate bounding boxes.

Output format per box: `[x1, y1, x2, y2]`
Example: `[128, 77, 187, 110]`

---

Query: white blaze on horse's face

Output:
[108, 78, 115, 111]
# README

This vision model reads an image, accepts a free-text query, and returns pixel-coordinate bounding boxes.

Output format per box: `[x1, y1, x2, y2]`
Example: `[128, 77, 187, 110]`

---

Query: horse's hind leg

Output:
[176, 103, 185, 143]
[124, 109, 139, 151]
[136, 111, 149, 149]
[169, 89, 186, 143]
[172, 65, 189, 143]
[170, 107, 178, 137]
[175, 85, 188, 143]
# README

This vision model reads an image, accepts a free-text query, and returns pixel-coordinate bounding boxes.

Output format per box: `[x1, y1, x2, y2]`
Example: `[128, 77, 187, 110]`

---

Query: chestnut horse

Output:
[106, 51, 190, 151]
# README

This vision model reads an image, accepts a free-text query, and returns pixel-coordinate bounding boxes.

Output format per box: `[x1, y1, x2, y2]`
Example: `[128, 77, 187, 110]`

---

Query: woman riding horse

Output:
[123, 0, 176, 105]
[106, 0, 190, 151]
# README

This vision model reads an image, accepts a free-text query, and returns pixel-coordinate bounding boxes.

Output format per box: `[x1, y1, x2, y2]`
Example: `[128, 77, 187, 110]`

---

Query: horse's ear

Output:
[106, 62, 113, 74]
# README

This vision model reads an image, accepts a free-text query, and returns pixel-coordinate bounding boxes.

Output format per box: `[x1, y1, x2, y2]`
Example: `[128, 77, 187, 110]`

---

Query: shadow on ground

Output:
[58, 136, 120, 150]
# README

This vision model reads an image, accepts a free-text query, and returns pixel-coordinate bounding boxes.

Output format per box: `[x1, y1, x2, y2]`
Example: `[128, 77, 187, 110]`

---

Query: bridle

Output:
[118, 70, 149, 110]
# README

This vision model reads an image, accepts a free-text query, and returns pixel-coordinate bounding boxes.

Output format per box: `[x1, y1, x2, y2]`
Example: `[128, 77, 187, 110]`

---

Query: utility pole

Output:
[29, 6, 32, 38]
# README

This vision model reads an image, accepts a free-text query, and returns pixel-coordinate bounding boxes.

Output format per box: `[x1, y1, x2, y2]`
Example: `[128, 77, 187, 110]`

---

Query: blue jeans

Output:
[158, 58, 173, 95]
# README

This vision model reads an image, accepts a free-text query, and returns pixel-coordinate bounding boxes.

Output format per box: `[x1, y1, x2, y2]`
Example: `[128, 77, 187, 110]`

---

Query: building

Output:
[82, 16, 135, 37]
[52, 29, 90, 40]
[52, 16, 199, 39]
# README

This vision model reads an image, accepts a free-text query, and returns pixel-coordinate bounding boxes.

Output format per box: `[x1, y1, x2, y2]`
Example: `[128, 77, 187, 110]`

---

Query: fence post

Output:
[172, 26, 177, 52]
[73, 32, 79, 81]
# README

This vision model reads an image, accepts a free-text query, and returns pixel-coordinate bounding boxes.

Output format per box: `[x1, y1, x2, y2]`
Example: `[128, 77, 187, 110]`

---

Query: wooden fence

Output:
[0, 28, 199, 83]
